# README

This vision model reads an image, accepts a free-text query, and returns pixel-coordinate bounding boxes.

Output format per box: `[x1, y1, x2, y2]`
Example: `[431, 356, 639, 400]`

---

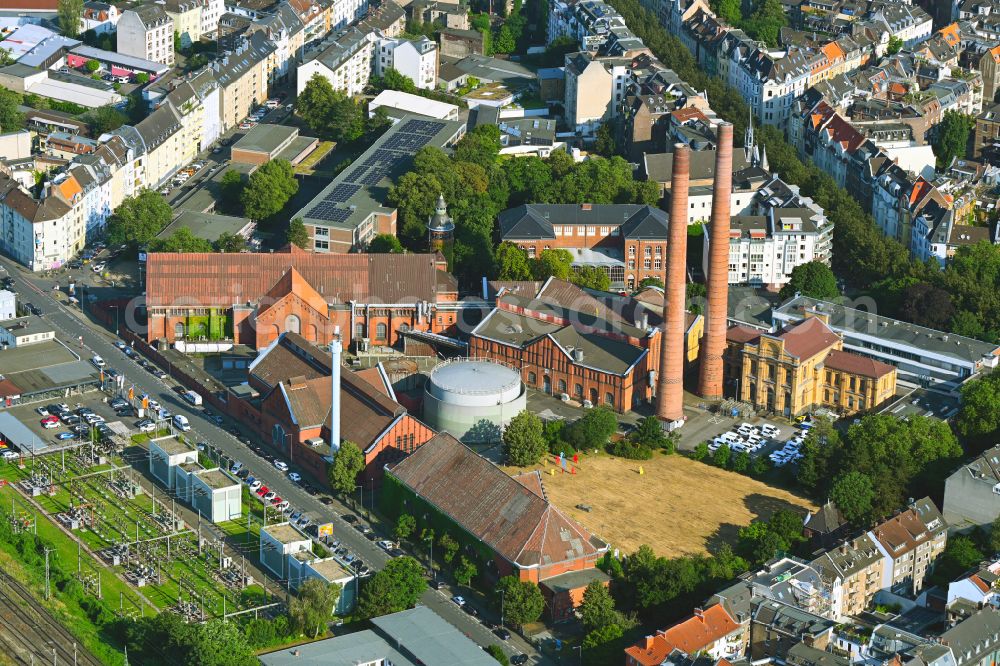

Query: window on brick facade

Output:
[605, 392, 614, 408]
[528, 371, 537, 384]
[574, 383, 583, 397]
[558, 379, 566, 393]
[376, 323, 387, 339]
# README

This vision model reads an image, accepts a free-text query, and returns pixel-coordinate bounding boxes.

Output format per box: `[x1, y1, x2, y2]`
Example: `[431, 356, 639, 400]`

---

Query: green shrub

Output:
[606, 439, 652, 460]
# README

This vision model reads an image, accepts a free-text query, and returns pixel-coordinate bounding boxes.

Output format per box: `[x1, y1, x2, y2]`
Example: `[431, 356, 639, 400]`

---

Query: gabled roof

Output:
[776, 316, 840, 360]
[145, 249, 454, 308]
[388, 432, 607, 570]
[625, 605, 741, 666]
[824, 349, 895, 378]
[258, 268, 329, 318]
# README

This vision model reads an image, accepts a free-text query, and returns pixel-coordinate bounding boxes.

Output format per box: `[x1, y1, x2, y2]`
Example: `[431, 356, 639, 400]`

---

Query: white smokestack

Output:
[330, 328, 341, 452]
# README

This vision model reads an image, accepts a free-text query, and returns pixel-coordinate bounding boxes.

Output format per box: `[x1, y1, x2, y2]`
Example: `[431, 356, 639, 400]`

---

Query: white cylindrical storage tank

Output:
[423, 359, 526, 443]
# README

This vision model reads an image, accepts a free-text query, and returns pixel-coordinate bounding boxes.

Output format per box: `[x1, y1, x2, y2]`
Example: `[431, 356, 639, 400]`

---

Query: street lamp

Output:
[425, 532, 434, 582]
[574, 645, 582, 665]
[356, 484, 363, 515]
[109, 305, 120, 335]
[500, 589, 505, 629]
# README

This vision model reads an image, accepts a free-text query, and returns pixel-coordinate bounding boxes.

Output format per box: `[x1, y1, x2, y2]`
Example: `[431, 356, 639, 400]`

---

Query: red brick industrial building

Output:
[144, 247, 459, 350]
[228, 332, 435, 483]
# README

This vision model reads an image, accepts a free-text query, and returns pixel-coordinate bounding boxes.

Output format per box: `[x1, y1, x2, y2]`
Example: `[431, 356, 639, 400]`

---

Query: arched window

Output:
[272, 423, 285, 448]
[527, 371, 537, 385]
[174, 322, 185, 339]
[605, 392, 614, 408]
[355, 323, 364, 339]
[376, 323, 387, 339]
[589, 388, 598, 403]
[558, 379, 567, 393]
[284, 314, 300, 334]
[574, 383, 583, 397]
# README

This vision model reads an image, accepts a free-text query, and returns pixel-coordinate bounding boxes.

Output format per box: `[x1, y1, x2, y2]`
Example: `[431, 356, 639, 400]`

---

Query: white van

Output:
[91, 355, 105, 368]
[172, 415, 190, 432]
[183, 390, 202, 406]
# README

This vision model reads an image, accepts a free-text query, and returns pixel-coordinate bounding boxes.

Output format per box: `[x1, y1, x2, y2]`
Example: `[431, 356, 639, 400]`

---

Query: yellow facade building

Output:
[725, 315, 896, 417]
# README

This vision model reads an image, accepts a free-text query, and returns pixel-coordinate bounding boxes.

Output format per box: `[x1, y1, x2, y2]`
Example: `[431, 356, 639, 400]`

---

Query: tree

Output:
[795, 418, 842, 494]
[712, 443, 731, 468]
[779, 261, 839, 300]
[731, 450, 750, 473]
[565, 407, 618, 451]
[135, 72, 150, 84]
[827, 472, 873, 525]
[107, 189, 172, 249]
[454, 556, 478, 586]
[286, 217, 309, 249]
[496, 242, 533, 280]
[691, 441, 710, 461]
[357, 556, 427, 618]
[887, 35, 903, 55]
[711, 0, 741, 24]
[288, 579, 341, 638]
[900, 282, 955, 330]
[57, 0, 82, 37]
[934, 110, 974, 169]
[219, 170, 244, 213]
[369, 233, 404, 253]
[503, 411, 547, 466]
[0, 88, 24, 133]
[85, 105, 127, 135]
[630, 416, 668, 450]
[532, 248, 573, 280]
[494, 576, 544, 627]
[438, 533, 459, 563]
[378, 68, 417, 94]
[328, 441, 364, 496]
[297, 73, 364, 143]
[989, 514, 1000, 554]
[85, 59, 100, 72]
[494, 24, 516, 53]
[638, 276, 664, 290]
[594, 122, 616, 157]
[740, 0, 787, 47]
[486, 645, 509, 665]
[935, 536, 984, 583]
[148, 227, 214, 253]
[571, 266, 611, 291]
[241, 159, 298, 221]
[214, 232, 246, 253]
[394, 513, 416, 542]
[580, 580, 617, 630]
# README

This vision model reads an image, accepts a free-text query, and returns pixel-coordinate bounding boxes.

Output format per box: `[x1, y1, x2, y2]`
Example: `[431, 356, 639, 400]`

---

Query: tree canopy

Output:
[0, 88, 25, 134]
[934, 111, 974, 169]
[148, 227, 213, 253]
[779, 261, 839, 300]
[328, 441, 364, 496]
[288, 579, 340, 638]
[503, 411, 547, 466]
[57, 0, 82, 37]
[297, 74, 364, 143]
[357, 556, 427, 618]
[368, 233, 404, 253]
[107, 190, 172, 249]
[241, 160, 298, 222]
[286, 218, 310, 249]
[85, 105, 128, 135]
[494, 576, 544, 627]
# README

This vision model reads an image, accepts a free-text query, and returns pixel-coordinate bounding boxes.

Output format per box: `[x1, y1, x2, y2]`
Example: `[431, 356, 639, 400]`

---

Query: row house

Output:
[81, 1, 119, 34]
[295, 0, 406, 97]
[375, 35, 438, 90]
[626, 605, 745, 666]
[809, 535, 884, 621]
[729, 46, 813, 130]
[117, 5, 175, 67]
[620, 59, 708, 158]
[213, 32, 276, 131]
[289, 0, 333, 41]
[866, 497, 948, 597]
[165, 0, 204, 48]
[247, 2, 306, 83]
[548, 0, 638, 52]
[866, 2, 933, 48]
[0, 172, 85, 271]
[563, 52, 633, 135]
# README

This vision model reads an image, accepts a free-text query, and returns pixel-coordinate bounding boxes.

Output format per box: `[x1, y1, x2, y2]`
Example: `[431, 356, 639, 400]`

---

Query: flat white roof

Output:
[369, 89, 458, 120]
[26, 78, 122, 108]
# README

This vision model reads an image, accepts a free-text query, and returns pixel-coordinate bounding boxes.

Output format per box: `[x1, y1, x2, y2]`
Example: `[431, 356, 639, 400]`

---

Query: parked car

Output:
[136, 419, 155, 433]
[55, 432, 75, 440]
[451, 595, 465, 607]
[91, 355, 105, 368]
[264, 491, 276, 501]
[274, 460, 288, 472]
[287, 472, 301, 482]
[493, 627, 511, 640]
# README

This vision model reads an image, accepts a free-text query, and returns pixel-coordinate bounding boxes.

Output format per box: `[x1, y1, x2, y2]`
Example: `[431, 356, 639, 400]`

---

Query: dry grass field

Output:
[506, 453, 817, 558]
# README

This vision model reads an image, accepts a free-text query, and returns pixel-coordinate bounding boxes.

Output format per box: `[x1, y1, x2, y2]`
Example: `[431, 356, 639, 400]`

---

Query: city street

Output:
[0, 257, 546, 663]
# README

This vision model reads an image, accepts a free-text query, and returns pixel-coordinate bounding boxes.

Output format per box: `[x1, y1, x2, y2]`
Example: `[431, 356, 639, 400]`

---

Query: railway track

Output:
[0, 568, 104, 666]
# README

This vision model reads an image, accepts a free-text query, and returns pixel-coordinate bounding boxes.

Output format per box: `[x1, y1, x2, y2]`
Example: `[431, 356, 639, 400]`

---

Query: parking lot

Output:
[882, 386, 960, 421]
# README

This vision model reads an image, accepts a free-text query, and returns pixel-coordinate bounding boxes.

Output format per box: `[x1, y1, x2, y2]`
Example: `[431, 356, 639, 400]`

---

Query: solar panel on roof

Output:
[307, 203, 354, 223]
[324, 183, 360, 203]
[346, 166, 368, 182]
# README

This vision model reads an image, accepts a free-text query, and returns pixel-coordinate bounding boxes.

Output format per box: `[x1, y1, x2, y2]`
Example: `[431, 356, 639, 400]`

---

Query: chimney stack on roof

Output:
[656, 143, 689, 424]
[698, 122, 733, 400]
[330, 330, 342, 453]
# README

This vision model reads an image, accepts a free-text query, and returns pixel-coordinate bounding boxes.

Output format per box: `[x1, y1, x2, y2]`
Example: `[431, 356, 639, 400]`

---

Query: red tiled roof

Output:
[258, 267, 329, 318]
[388, 433, 607, 570]
[727, 325, 761, 345]
[779, 317, 840, 360]
[145, 250, 456, 308]
[824, 349, 894, 378]
[0, 378, 22, 399]
[970, 574, 991, 594]
[0, 0, 57, 9]
[626, 606, 741, 666]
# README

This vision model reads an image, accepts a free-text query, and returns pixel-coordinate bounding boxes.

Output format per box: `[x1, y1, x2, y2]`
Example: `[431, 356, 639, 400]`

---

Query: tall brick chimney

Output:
[656, 144, 690, 423]
[698, 123, 734, 400]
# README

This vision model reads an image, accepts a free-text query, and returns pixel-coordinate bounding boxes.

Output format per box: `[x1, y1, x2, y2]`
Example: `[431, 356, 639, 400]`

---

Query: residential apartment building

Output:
[81, 1, 119, 34]
[246, 2, 305, 83]
[943, 445, 1000, 532]
[498, 204, 669, 290]
[626, 605, 745, 666]
[867, 498, 947, 597]
[117, 5, 175, 67]
[563, 51, 629, 135]
[810, 535, 884, 621]
[295, 0, 404, 96]
[730, 46, 812, 129]
[214, 32, 276, 131]
[374, 35, 437, 89]
[164, 0, 203, 48]
[0, 172, 85, 271]
[725, 315, 898, 417]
